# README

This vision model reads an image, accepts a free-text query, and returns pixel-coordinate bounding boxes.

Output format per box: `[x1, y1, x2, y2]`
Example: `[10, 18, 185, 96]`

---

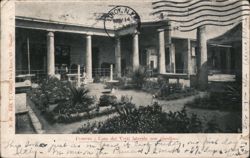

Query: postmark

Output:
[103, 5, 141, 38]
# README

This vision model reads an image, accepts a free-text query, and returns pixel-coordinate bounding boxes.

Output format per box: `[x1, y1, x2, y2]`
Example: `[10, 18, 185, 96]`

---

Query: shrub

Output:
[185, 83, 242, 111]
[30, 76, 72, 105]
[113, 95, 135, 118]
[53, 86, 95, 117]
[157, 76, 166, 86]
[43, 111, 56, 124]
[83, 103, 203, 133]
[29, 77, 98, 123]
[131, 66, 148, 89]
[204, 118, 221, 133]
[74, 121, 103, 134]
[142, 79, 198, 101]
[98, 95, 117, 107]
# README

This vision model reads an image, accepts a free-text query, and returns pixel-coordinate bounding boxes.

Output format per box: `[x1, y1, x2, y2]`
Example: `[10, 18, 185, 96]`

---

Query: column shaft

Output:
[47, 31, 55, 76]
[184, 39, 192, 74]
[165, 21, 173, 73]
[197, 26, 208, 90]
[115, 37, 121, 77]
[86, 35, 92, 81]
[146, 49, 151, 68]
[110, 64, 113, 81]
[165, 22, 171, 44]
[169, 44, 176, 73]
[132, 33, 139, 71]
[158, 30, 166, 73]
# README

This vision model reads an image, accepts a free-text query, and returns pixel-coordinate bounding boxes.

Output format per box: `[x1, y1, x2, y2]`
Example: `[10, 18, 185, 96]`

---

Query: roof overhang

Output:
[16, 16, 115, 37]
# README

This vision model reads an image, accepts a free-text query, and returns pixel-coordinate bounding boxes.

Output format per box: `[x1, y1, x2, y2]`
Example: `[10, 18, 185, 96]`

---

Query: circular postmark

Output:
[103, 5, 141, 38]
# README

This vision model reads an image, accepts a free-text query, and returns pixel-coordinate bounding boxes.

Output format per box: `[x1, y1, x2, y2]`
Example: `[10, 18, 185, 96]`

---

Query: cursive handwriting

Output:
[3, 136, 249, 157]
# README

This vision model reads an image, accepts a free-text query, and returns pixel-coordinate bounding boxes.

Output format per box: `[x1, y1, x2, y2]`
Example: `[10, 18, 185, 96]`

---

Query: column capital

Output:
[86, 34, 92, 38]
[132, 30, 140, 36]
[132, 31, 139, 38]
[47, 31, 54, 37]
[157, 26, 172, 32]
[157, 28, 165, 32]
[197, 25, 206, 35]
[86, 32, 94, 36]
[157, 20, 172, 32]
[114, 35, 121, 40]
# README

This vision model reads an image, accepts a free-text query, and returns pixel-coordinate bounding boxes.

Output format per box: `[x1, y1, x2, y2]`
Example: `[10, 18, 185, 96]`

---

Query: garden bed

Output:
[42, 105, 117, 123]
[185, 83, 242, 111]
[74, 102, 224, 134]
[28, 77, 114, 124]
[142, 79, 198, 101]
[29, 93, 117, 124]
[185, 92, 241, 111]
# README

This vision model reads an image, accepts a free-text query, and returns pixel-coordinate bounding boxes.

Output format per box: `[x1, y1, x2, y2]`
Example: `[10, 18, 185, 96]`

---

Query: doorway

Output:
[92, 47, 99, 69]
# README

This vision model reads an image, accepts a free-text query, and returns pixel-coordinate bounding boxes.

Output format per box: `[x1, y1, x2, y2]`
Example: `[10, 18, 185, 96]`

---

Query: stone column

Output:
[47, 31, 55, 76]
[132, 32, 139, 71]
[197, 26, 208, 90]
[226, 47, 231, 74]
[77, 64, 81, 87]
[86, 34, 92, 82]
[170, 44, 176, 73]
[146, 49, 151, 68]
[158, 29, 166, 74]
[115, 37, 121, 78]
[110, 64, 113, 81]
[165, 21, 174, 73]
[184, 39, 192, 74]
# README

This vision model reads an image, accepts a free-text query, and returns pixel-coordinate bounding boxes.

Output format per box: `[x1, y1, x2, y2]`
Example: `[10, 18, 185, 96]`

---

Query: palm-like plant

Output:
[69, 85, 95, 117]
[113, 95, 135, 118]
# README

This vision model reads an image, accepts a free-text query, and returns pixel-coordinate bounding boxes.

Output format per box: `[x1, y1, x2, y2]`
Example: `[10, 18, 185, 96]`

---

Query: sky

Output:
[15, 0, 239, 40]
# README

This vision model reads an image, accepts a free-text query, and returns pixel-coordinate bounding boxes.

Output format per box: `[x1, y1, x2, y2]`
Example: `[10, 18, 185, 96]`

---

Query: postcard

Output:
[1, 0, 249, 157]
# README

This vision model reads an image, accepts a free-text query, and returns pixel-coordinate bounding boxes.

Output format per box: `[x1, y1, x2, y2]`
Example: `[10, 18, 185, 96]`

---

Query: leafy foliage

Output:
[113, 95, 135, 118]
[28, 77, 72, 112]
[53, 86, 95, 117]
[75, 102, 203, 133]
[131, 67, 148, 89]
[142, 78, 198, 101]
[29, 77, 97, 123]
[98, 95, 117, 107]
[204, 118, 221, 133]
[185, 83, 242, 111]
[74, 121, 104, 134]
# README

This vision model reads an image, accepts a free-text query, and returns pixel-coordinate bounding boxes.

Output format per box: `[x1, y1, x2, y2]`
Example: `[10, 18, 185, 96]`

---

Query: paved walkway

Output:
[86, 83, 207, 112]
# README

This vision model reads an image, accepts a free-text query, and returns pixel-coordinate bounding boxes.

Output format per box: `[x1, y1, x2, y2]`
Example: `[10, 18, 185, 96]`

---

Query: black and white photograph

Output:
[13, 0, 248, 135]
